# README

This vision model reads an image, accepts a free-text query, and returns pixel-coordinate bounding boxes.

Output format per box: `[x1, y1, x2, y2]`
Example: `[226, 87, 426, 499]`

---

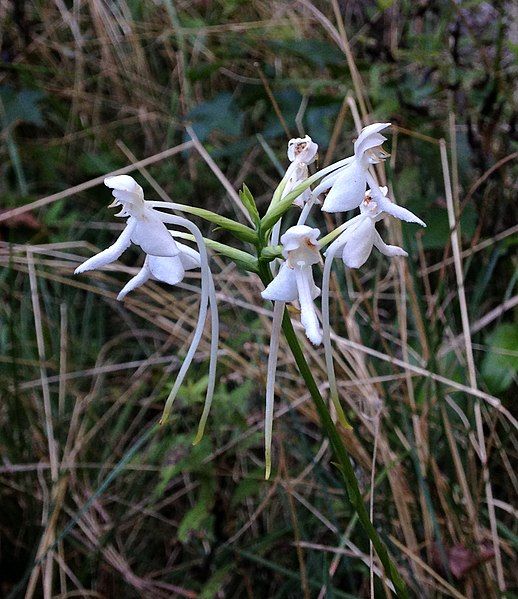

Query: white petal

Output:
[104, 175, 145, 209]
[175, 241, 201, 270]
[147, 255, 185, 285]
[74, 221, 135, 274]
[280, 225, 320, 253]
[294, 267, 322, 345]
[104, 174, 143, 195]
[261, 264, 298, 302]
[376, 195, 427, 227]
[287, 135, 318, 164]
[354, 123, 391, 157]
[312, 169, 342, 197]
[131, 217, 181, 257]
[117, 261, 152, 300]
[322, 160, 367, 213]
[372, 231, 408, 257]
[323, 214, 366, 258]
[341, 218, 376, 268]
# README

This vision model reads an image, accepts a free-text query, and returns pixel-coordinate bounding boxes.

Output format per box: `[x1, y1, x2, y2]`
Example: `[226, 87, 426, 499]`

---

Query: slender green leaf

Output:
[261, 180, 313, 232]
[239, 183, 260, 226]
[174, 204, 258, 243]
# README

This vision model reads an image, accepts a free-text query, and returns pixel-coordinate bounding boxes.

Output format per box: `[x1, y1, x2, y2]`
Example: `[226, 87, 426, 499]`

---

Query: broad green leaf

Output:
[187, 92, 244, 141]
[0, 86, 45, 128]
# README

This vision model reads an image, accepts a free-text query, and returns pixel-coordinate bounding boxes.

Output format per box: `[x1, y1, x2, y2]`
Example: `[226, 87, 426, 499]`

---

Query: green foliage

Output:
[177, 474, 216, 543]
[187, 92, 244, 141]
[199, 565, 232, 599]
[176, 204, 258, 244]
[482, 324, 518, 393]
[239, 183, 260, 227]
[267, 39, 344, 68]
[0, 86, 45, 128]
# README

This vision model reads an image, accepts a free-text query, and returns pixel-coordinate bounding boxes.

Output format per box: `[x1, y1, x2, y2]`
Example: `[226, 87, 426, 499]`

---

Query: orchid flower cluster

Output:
[74, 122, 425, 479]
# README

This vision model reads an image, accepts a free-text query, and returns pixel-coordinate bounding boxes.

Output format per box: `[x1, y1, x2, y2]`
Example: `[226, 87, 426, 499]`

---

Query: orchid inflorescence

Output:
[74, 122, 425, 479]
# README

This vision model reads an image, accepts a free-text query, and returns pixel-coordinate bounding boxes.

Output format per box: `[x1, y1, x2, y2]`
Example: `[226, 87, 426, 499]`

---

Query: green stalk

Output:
[258, 263, 409, 598]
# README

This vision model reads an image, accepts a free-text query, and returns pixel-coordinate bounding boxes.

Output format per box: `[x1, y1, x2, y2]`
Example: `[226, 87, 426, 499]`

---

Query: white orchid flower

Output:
[321, 186, 421, 418]
[74, 175, 199, 300]
[270, 135, 318, 251]
[262, 225, 322, 346]
[310, 123, 425, 227]
[327, 186, 409, 270]
[74, 175, 218, 440]
[261, 225, 322, 479]
[285, 135, 318, 208]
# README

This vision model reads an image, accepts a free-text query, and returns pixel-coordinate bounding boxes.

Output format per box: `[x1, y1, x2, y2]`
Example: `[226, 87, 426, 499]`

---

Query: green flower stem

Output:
[258, 263, 408, 598]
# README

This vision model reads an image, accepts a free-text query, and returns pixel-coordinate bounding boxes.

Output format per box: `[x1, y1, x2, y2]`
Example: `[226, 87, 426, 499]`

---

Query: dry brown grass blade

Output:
[440, 139, 505, 591]
[185, 125, 254, 224]
[0, 141, 194, 224]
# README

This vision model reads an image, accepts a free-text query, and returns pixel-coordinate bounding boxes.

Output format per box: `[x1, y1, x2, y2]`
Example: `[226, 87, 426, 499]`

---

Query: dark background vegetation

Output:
[0, 0, 516, 597]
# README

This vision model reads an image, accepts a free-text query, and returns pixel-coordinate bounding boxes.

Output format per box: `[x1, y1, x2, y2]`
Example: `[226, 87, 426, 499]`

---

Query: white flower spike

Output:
[74, 175, 219, 437]
[312, 123, 425, 227]
[262, 225, 323, 346]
